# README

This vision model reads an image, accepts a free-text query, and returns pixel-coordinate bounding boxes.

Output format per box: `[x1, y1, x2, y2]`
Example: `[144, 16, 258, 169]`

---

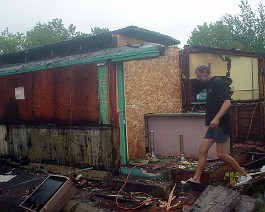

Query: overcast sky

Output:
[0, 0, 262, 47]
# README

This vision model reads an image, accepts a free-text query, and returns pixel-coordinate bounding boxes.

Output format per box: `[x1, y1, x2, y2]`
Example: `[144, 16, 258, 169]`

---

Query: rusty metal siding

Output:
[0, 72, 34, 123]
[9, 125, 113, 170]
[0, 63, 99, 125]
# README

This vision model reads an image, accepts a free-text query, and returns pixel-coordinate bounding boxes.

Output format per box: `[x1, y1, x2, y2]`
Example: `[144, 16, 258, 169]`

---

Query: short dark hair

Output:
[195, 65, 210, 73]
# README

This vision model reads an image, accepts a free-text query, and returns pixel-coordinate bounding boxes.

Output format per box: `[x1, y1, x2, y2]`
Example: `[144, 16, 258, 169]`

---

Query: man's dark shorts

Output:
[204, 126, 230, 143]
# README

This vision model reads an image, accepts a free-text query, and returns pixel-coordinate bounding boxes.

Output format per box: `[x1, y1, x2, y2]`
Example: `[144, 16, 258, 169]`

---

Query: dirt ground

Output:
[1, 154, 265, 212]
[0, 160, 163, 212]
[0, 162, 48, 212]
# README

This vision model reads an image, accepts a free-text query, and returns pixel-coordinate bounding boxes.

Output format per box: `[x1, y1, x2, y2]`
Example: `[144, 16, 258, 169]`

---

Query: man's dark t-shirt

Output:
[205, 76, 232, 135]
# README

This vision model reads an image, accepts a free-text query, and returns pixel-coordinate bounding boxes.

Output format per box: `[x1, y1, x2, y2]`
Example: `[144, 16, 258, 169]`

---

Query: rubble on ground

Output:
[0, 148, 265, 212]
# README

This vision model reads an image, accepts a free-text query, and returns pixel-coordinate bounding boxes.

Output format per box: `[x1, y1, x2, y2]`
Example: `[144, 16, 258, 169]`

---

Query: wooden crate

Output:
[19, 175, 77, 212]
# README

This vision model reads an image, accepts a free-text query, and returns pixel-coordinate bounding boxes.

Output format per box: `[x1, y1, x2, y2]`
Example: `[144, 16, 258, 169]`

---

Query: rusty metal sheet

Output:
[0, 63, 99, 125]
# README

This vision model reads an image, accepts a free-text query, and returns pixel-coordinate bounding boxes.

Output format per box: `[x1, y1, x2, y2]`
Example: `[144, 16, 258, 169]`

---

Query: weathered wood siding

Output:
[0, 63, 98, 125]
[108, 63, 121, 168]
[0, 125, 8, 156]
[232, 102, 263, 142]
[9, 125, 113, 170]
[123, 47, 181, 160]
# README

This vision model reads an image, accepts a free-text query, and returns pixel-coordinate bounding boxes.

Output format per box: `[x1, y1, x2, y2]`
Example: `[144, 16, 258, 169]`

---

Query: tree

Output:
[256, 2, 265, 52]
[90, 27, 109, 35]
[188, 0, 265, 53]
[0, 28, 24, 54]
[0, 19, 110, 54]
[24, 18, 83, 49]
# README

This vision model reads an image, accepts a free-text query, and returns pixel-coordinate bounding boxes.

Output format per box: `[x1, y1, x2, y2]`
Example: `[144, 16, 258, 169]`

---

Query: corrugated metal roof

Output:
[0, 43, 165, 76]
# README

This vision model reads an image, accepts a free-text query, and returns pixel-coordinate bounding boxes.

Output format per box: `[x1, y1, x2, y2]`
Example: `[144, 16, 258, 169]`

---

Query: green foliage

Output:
[24, 18, 83, 49]
[188, 0, 265, 53]
[0, 19, 110, 54]
[0, 28, 24, 54]
[90, 27, 109, 35]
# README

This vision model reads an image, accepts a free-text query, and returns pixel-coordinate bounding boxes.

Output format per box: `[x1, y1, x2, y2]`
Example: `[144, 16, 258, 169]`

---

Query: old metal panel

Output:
[33, 67, 68, 124]
[0, 63, 99, 125]
[0, 72, 34, 124]
[0, 125, 8, 156]
[9, 125, 113, 170]
[145, 113, 221, 159]
[97, 65, 109, 124]
[69, 64, 99, 124]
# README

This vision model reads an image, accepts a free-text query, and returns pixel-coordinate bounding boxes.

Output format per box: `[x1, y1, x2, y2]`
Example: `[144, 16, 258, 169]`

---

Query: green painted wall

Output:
[117, 63, 128, 165]
[97, 65, 109, 124]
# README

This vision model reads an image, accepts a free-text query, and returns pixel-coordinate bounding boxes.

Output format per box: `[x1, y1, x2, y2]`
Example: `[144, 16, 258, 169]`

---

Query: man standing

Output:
[183, 64, 252, 186]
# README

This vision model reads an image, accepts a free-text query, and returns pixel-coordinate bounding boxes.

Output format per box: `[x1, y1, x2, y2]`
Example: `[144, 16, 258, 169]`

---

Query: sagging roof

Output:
[0, 43, 165, 76]
[114, 26, 180, 46]
[0, 26, 180, 66]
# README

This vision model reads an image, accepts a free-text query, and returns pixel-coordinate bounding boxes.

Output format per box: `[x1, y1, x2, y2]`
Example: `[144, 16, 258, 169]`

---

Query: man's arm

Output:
[210, 100, 231, 128]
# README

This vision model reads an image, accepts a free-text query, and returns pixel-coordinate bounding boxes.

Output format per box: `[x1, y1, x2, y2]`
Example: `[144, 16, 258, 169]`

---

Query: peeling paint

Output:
[8, 126, 113, 170]
[0, 125, 8, 156]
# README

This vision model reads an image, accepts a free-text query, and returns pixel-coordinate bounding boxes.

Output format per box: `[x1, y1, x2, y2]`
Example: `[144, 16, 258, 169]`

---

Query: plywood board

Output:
[123, 47, 181, 160]
[115, 34, 147, 46]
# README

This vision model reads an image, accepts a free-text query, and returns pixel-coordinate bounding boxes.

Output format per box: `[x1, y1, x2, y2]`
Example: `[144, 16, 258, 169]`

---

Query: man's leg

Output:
[215, 142, 247, 176]
[192, 138, 214, 182]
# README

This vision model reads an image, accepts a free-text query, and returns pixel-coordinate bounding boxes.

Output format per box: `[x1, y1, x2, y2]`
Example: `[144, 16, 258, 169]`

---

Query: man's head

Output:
[195, 65, 211, 83]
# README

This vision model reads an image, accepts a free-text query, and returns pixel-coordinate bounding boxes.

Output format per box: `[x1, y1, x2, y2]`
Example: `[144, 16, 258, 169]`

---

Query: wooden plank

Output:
[184, 185, 240, 211]
[235, 195, 257, 212]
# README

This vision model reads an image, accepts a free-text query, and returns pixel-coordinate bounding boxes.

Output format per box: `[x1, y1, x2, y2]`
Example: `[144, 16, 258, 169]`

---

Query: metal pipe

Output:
[149, 131, 155, 157]
[179, 134, 186, 161]
[144, 116, 150, 153]
[179, 134, 184, 154]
